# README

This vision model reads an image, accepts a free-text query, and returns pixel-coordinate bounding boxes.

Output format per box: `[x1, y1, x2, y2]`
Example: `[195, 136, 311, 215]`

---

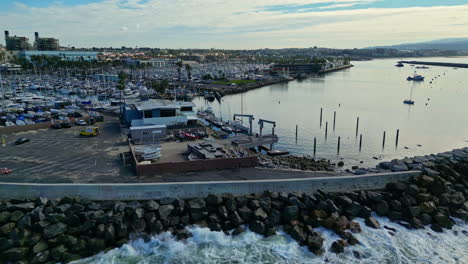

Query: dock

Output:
[231, 135, 279, 149]
[399, 61, 468, 68]
[319, 64, 354, 73]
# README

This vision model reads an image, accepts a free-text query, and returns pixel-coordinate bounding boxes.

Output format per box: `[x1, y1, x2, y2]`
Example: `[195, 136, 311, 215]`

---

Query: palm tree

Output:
[176, 61, 183, 80]
[185, 64, 192, 80]
[117, 71, 128, 119]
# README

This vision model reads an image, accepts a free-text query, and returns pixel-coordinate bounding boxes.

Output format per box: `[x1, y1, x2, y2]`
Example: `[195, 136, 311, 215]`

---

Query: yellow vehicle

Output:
[80, 127, 100, 137]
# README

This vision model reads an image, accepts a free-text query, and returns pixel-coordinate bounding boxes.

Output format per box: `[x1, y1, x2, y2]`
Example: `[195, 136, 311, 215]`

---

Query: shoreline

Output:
[200, 64, 354, 98]
[0, 148, 466, 263]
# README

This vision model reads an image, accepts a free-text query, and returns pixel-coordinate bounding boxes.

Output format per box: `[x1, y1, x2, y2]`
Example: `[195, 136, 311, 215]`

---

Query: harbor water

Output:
[194, 57, 468, 168]
[74, 217, 467, 264]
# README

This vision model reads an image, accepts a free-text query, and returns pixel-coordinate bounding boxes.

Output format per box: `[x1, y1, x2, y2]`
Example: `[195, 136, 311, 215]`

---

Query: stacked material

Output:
[135, 146, 161, 161]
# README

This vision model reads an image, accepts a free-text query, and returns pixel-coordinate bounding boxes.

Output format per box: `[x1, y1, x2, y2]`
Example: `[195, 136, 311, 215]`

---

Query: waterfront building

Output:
[4, 31, 31, 50]
[34, 32, 59, 51]
[180, 54, 205, 63]
[19, 50, 98, 61]
[123, 99, 196, 128]
[139, 58, 180, 67]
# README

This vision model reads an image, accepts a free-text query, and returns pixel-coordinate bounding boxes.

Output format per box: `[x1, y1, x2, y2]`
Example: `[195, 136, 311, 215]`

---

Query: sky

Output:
[1, 0, 468, 49]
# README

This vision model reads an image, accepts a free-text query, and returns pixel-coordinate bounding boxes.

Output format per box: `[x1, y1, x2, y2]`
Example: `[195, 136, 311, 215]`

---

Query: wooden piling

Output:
[355, 117, 359, 137]
[325, 122, 328, 140]
[295, 124, 298, 142]
[382, 131, 386, 149]
[333, 111, 336, 131]
[337, 136, 341, 155]
[396, 129, 400, 147]
[313, 137, 317, 156]
[359, 134, 362, 152]
[320, 108, 323, 127]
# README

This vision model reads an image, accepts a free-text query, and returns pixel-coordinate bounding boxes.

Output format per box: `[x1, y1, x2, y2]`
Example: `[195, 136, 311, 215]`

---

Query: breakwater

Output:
[399, 60, 468, 68]
[0, 148, 466, 263]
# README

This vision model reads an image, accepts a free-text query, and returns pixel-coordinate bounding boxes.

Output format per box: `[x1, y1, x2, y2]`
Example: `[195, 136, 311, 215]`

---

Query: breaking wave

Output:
[73, 217, 467, 264]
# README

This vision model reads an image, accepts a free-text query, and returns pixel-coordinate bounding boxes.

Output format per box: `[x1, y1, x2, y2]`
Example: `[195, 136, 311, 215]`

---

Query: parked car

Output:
[75, 120, 87, 126]
[61, 122, 72, 128]
[80, 127, 100, 137]
[51, 123, 62, 129]
[14, 138, 30, 145]
[0, 168, 12, 175]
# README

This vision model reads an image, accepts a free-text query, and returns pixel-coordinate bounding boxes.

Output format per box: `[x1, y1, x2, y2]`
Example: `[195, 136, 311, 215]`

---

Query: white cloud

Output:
[0, 0, 467, 48]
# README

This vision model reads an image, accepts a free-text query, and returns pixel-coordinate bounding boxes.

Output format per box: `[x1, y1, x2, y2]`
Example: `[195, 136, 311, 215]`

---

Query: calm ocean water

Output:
[194, 57, 468, 168]
[74, 217, 468, 264]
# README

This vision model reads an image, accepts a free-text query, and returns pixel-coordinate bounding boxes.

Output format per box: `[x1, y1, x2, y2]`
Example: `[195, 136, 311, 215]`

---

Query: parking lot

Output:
[0, 117, 135, 183]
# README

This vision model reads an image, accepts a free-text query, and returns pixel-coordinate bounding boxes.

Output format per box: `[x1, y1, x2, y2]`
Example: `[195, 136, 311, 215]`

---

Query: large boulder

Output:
[365, 217, 381, 229]
[345, 202, 362, 217]
[33, 240, 49, 253]
[158, 205, 174, 221]
[238, 207, 253, 222]
[249, 220, 265, 235]
[1, 247, 29, 261]
[376, 201, 389, 216]
[253, 208, 268, 221]
[287, 225, 306, 244]
[188, 199, 207, 221]
[307, 233, 324, 250]
[145, 200, 160, 211]
[282, 206, 299, 222]
[266, 209, 282, 227]
[334, 216, 349, 232]
[43, 223, 67, 239]
[206, 194, 223, 206]
[330, 239, 347, 254]
[433, 213, 454, 229]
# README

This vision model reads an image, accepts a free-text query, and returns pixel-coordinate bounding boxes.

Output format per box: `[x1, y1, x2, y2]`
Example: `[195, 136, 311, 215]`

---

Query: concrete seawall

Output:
[0, 171, 420, 200]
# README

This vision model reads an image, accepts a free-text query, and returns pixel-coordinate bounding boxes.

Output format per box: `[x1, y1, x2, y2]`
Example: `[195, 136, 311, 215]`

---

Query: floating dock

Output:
[399, 61, 468, 69]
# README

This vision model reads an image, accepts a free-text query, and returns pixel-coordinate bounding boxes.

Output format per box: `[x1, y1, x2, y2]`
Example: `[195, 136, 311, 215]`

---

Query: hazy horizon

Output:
[1, 0, 468, 49]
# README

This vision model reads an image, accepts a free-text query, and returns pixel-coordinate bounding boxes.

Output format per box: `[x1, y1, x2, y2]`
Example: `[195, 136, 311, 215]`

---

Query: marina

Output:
[193, 57, 468, 169]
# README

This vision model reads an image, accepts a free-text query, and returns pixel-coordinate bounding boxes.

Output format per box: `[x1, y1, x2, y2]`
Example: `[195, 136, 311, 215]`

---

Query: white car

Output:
[75, 120, 87, 126]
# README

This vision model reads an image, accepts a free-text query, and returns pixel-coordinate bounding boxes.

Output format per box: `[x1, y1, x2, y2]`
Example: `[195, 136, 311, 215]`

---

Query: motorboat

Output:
[403, 99, 415, 105]
[407, 73, 424, 81]
[221, 125, 233, 133]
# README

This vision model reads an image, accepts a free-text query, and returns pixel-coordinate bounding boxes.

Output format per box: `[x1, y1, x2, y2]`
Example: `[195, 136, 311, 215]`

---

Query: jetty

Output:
[398, 61, 468, 68]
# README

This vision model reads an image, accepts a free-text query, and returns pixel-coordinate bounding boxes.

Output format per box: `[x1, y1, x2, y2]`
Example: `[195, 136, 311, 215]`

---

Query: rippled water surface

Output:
[74, 217, 468, 264]
[193, 57, 468, 168]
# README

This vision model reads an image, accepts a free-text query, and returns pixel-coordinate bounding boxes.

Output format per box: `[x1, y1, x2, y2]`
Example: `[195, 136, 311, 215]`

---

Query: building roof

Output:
[130, 125, 166, 130]
[133, 99, 195, 112]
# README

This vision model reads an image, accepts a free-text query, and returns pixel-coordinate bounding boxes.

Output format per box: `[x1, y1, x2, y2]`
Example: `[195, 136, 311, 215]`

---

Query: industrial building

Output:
[4, 31, 31, 50]
[34, 32, 59, 51]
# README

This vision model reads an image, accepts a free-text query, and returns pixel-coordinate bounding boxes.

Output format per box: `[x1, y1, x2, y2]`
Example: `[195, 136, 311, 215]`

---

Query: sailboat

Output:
[404, 84, 415, 105]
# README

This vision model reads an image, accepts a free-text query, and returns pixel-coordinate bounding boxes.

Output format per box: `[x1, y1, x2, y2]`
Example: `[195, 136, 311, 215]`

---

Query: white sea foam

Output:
[72, 217, 468, 264]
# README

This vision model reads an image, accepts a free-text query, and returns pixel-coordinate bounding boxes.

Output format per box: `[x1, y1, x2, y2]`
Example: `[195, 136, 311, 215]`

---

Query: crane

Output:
[233, 114, 254, 135]
[258, 119, 276, 138]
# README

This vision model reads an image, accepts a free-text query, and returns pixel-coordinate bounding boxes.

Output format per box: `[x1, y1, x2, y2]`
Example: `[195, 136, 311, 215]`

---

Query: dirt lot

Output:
[0, 117, 134, 183]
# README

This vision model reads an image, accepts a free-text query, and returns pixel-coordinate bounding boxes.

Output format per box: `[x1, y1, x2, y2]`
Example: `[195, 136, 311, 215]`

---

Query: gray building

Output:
[34, 32, 59, 51]
[4, 31, 31, 50]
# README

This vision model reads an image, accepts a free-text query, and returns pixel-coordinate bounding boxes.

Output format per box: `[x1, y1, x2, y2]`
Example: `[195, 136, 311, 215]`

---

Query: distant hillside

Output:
[369, 38, 468, 51]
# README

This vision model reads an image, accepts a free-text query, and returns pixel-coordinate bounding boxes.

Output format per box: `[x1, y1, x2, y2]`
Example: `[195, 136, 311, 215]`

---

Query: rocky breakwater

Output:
[0, 150, 467, 263]
[259, 155, 334, 171]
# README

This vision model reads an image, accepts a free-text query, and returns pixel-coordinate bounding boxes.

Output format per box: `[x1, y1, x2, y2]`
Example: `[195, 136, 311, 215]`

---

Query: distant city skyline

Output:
[1, 0, 468, 49]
